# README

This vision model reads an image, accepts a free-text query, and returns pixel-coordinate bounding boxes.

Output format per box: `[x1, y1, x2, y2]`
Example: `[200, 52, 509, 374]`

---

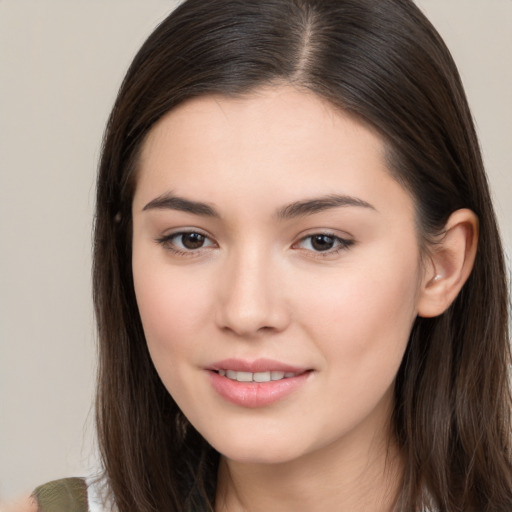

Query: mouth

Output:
[214, 369, 306, 383]
[207, 359, 313, 407]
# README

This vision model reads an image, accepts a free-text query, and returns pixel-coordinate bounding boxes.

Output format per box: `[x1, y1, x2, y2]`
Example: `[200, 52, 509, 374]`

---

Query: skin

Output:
[131, 85, 477, 511]
[0, 497, 37, 512]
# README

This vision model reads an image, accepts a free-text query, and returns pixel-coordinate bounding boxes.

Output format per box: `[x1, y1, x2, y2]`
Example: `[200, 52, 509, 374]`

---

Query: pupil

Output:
[182, 233, 205, 249]
[311, 235, 334, 251]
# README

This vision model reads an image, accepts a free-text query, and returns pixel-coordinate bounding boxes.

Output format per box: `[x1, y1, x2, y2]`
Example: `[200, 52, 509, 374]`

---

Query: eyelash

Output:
[293, 232, 355, 257]
[155, 231, 355, 258]
[156, 230, 216, 257]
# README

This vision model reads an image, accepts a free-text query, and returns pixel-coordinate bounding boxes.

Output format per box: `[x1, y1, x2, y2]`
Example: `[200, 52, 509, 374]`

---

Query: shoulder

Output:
[32, 477, 89, 512]
[2, 476, 108, 512]
[0, 496, 38, 512]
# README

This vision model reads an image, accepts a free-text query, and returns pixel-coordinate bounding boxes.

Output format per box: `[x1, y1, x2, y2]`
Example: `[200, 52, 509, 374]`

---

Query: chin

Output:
[205, 430, 308, 466]
[219, 447, 299, 465]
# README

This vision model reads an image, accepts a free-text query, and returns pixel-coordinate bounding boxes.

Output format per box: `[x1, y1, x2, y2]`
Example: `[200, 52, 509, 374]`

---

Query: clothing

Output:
[33, 477, 437, 511]
[32, 477, 104, 512]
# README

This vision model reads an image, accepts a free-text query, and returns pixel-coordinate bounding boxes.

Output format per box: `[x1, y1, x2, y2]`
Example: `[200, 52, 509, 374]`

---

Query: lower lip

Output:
[208, 371, 311, 408]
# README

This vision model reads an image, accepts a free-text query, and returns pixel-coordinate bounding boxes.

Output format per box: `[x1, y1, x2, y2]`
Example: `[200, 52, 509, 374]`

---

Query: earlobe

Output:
[417, 208, 479, 318]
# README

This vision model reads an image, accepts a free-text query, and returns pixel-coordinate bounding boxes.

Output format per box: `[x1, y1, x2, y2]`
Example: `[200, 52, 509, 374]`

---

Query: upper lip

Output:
[207, 358, 309, 374]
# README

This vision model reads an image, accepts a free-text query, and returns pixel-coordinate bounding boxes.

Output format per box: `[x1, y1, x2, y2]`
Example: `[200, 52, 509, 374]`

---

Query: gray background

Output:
[1, 0, 510, 500]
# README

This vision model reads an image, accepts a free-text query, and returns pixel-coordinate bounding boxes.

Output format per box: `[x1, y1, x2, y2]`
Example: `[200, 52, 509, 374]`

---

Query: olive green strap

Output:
[32, 477, 88, 512]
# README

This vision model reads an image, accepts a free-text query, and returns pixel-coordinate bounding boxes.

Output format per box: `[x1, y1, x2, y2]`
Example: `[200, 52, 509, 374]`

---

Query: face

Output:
[132, 86, 425, 466]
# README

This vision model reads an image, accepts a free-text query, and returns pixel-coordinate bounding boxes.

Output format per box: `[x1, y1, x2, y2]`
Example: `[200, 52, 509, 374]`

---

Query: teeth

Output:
[219, 370, 299, 382]
[237, 371, 253, 382]
[254, 371, 271, 382]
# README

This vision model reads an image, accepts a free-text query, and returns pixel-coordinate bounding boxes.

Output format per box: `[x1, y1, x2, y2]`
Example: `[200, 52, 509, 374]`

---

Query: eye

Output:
[156, 230, 216, 253]
[175, 232, 209, 250]
[295, 233, 354, 253]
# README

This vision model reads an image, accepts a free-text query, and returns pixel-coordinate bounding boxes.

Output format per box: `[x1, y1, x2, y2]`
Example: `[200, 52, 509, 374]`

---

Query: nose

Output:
[215, 248, 290, 338]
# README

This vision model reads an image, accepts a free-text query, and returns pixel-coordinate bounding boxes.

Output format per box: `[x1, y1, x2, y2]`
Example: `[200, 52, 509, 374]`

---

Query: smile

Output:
[208, 360, 312, 407]
[218, 370, 300, 382]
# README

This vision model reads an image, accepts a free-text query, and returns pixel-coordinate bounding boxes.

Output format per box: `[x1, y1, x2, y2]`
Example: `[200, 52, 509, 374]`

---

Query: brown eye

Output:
[156, 230, 215, 253]
[310, 234, 335, 251]
[295, 233, 354, 254]
[180, 232, 206, 249]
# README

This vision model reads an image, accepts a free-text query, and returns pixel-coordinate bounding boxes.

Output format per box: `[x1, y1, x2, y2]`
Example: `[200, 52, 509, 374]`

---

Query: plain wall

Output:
[0, 0, 510, 501]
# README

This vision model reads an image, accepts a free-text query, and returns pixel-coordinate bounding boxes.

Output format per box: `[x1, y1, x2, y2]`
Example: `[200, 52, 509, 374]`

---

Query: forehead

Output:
[134, 85, 414, 221]
[142, 86, 380, 150]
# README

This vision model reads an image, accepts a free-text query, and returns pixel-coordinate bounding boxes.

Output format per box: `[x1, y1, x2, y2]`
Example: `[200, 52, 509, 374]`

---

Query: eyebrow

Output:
[142, 193, 220, 217]
[276, 194, 376, 219]
[142, 192, 375, 218]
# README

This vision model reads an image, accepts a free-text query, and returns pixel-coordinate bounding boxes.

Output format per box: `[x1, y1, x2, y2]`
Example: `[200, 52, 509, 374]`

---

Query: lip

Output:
[206, 358, 312, 408]
[208, 358, 307, 374]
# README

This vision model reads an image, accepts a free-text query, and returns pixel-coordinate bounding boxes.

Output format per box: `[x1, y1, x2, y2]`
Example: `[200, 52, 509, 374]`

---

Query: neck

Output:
[215, 424, 403, 512]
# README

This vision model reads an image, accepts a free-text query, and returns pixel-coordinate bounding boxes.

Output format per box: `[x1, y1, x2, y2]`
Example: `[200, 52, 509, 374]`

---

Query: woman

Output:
[23, 0, 512, 510]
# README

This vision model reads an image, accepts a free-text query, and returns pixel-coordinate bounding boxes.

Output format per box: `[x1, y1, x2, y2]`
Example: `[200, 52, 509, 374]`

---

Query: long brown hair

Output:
[93, 1, 512, 510]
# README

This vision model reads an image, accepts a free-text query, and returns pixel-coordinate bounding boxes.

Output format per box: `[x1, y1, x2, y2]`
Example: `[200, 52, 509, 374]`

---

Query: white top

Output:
[86, 476, 107, 512]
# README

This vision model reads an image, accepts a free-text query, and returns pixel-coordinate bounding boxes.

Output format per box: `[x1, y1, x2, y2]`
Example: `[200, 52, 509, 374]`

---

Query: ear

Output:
[417, 208, 478, 318]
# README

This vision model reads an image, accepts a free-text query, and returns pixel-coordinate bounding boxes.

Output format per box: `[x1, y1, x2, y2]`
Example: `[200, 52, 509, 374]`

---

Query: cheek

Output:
[293, 250, 421, 378]
[282, 255, 421, 446]
[132, 254, 213, 376]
